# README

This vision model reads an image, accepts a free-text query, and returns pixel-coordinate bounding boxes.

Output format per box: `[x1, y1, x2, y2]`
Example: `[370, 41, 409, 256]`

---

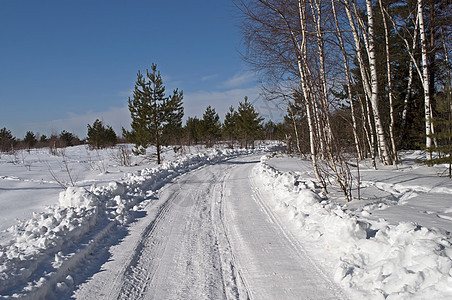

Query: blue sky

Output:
[0, 0, 285, 139]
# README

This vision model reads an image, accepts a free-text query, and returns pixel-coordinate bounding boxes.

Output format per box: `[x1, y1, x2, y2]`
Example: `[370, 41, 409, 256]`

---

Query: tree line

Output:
[122, 63, 272, 162]
[1, 64, 287, 157]
[0, 128, 86, 153]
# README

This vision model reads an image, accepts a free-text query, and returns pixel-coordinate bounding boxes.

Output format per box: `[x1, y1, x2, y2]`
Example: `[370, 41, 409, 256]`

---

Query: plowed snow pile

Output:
[0, 147, 255, 298]
[255, 153, 452, 299]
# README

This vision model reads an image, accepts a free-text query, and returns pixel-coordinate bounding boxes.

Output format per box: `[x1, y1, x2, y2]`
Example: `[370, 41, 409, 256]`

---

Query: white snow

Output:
[256, 152, 452, 299]
[0, 145, 451, 299]
[0, 144, 259, 298]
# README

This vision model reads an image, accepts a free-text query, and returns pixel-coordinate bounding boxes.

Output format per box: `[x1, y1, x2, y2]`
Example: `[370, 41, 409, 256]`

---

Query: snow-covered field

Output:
[0, 144, 208, 235]
[0, 145, 451, 299]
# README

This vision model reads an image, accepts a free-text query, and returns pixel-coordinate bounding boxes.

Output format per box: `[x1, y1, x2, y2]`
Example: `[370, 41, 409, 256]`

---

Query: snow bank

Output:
[254, 158, 452, 299]
[0, 147, 259, 299]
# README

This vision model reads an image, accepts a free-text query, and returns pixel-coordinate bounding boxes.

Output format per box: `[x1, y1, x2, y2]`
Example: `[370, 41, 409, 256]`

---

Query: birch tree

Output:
[342, 0, 378, 167]
[418, 0, 433, 160]
[331, 0, 362, 160]
[364, 0, 392, 165]
[379, 0, 398, 165]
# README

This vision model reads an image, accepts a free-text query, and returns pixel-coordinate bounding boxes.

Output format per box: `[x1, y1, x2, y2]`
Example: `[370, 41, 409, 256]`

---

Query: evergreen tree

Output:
[201, 105, 221, 147]
[24, 131, 37, 150]
[222, 106, 238, 148]
[427, 86, 452, 177]
[284, 101, 306, 153]
[237, 96, 263, 149]
[60, 130, 75, 147]
[124, 64, 184, 164]
[40, 134, 48, 143]
[184, 117, 202, 146]
[87, 119, 117, 149]
[161, 89, 184, 145]
[0, 128, 16, 153]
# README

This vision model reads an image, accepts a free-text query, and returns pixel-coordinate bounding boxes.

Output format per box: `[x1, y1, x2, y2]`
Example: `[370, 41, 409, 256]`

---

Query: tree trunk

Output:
[365, 0, 392, 165]
[379, 0, 398, 165]
[296, 0, 326, 192]
[289, 105, 302, 153]
[418, 0, 433, 161]
[332, 0, 362, 160]
[343, 0, 377, 165]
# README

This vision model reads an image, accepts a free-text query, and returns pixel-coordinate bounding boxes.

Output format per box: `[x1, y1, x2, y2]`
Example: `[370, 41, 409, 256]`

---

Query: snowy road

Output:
[74, 155, 345, 299]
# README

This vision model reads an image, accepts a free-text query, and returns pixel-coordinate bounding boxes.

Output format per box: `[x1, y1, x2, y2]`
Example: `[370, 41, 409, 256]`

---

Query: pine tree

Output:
[201, 106, 221, 147]
[87, 119, 117, 149]
[184, 117, 202, 146]
[284, 101, 305, 154]
[222, 106, 238, 148]
[24, 131, 37, 150]
[237, 96, 263, 149]
[0, 128, 16, 153]
[59, 130, 75, 147]
[162, 89, 184, 145]
[124, 64, 184, 164]
[427, 86, 452, 177]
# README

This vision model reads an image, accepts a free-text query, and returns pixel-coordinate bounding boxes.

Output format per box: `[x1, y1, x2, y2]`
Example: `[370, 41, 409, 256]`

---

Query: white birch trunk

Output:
[379, 0, 398, 165]
[296, 0, 326, 191]
[357, 94, 375, 164]
[402, 16, 419, 126]
[289, 105, 302, 153]
[309, 0, 333, 146]
[365, 0, 392, 165]
[261, 0, 326, 189]
[418, 0, 433, 160]
[343, 0, 377, 164]
[364, 93, 378, 168]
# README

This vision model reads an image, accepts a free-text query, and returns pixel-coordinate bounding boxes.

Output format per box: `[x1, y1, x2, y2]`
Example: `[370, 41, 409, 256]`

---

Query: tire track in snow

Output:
[215, 169, 252, 300]
[248, 171, 346, 299]
[116, 191, 176, 299]
[222, 158, 347, 299]
[114, 163, 243, 299]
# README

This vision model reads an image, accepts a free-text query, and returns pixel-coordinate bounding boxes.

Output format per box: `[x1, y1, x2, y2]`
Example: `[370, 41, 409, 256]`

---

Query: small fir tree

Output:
[123, 64, 184, 164]
[263, 120, 277, 140]
[0, 128, 16, 153]
[184, 117, 202, 146]
[24, 131, 37, 150]
[426, 87, 452, 177]
[237, 96, 263, 149]
[40, 134, 48, 143]
[284, 101, 306, 153]
[201, 106, 221, 147]
[87, 119, 117, 149]
[60, 131, 75, 147]
[222, 106, 238, 148]
[161, 89, 184, 145]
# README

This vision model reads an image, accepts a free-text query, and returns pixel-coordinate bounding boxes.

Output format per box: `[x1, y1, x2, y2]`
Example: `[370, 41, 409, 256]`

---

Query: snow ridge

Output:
[0, 148, 258, 299]
[254, 157, 452, 299]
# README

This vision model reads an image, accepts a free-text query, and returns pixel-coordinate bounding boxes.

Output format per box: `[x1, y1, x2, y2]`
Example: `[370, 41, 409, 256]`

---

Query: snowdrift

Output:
[254, 156, 452, 299]
[0, 148, 256, 299]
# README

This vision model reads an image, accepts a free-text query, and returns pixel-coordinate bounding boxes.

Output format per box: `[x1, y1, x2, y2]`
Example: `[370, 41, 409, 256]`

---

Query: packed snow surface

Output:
[0, 145, 451, 299]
